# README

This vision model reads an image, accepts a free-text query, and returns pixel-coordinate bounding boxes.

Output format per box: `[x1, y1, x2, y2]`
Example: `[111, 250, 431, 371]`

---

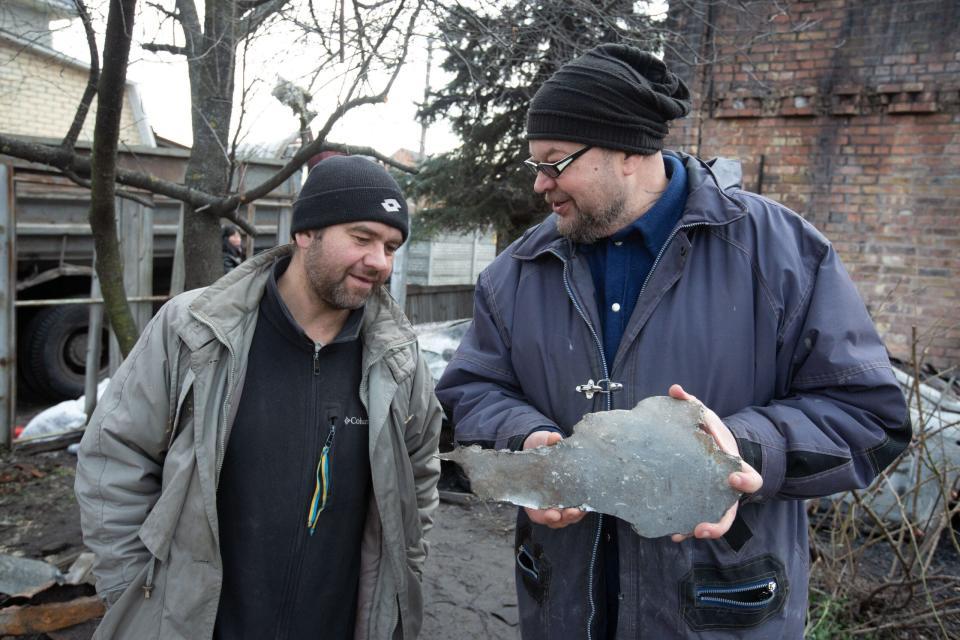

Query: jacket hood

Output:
[511, 151, 748, 261]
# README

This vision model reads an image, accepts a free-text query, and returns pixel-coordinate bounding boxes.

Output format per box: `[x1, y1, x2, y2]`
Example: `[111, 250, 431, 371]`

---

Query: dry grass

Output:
[806, 328, 960, 638]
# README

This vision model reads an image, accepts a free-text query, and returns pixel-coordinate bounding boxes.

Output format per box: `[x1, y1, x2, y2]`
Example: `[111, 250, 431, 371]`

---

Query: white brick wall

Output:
[0, 38, 146, 145]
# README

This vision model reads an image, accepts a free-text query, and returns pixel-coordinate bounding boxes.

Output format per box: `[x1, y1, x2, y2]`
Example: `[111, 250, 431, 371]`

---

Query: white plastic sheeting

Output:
[857, 367, 960, 529]
[18, 378, 110, 441]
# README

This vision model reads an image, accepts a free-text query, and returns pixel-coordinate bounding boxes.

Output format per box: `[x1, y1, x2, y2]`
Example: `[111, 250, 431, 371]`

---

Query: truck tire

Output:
[21, 304, 109, 401]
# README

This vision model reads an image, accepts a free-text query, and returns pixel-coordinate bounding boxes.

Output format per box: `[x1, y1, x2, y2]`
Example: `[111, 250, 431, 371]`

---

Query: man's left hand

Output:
[667, 384, 763, 543]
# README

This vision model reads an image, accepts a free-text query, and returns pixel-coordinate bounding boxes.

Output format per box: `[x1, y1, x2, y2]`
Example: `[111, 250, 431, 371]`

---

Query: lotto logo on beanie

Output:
[292, 156, 409, 241]
[381, 198, 402, 213]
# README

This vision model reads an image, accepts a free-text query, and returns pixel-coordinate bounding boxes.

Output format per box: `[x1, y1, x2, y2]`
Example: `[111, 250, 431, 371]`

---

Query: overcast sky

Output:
[51, 8, 459, 157]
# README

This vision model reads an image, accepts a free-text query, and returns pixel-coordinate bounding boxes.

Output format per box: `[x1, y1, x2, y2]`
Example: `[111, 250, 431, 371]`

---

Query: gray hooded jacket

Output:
[436, 152, 909, 638]
[75, 245, 442, 639]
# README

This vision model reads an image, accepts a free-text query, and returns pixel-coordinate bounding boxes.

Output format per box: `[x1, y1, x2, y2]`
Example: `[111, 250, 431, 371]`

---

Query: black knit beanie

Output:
[292, 156, 409, 241]
[526, 44, 691, 155]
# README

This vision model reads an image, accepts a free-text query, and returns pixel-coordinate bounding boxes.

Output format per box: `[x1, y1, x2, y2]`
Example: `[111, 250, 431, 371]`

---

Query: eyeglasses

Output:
[523, 146, 592, 179]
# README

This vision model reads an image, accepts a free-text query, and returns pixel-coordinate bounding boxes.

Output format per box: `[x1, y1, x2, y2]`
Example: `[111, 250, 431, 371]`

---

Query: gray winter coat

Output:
[436, 152, 910, 639]
[75, 245, 442, 640]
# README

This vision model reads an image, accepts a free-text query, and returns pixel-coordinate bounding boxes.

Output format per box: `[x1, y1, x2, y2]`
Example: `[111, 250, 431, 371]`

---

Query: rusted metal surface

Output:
[0, 596, 105, 634]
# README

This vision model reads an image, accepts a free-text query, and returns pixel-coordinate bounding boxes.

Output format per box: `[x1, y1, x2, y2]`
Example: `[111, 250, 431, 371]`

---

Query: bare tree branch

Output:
[0, 134, 258, 236]
[146, 1, 182, 23]
[222, 0, 425, 215]
[173, 0, 202, 57]
[142, 42, 190, 56]
[89, 0, 140, 356]
[237, 0, 291, 38]
[215, 139, 417, 216]
[61, 0, 99, 153]
[61, 167, 155, 207]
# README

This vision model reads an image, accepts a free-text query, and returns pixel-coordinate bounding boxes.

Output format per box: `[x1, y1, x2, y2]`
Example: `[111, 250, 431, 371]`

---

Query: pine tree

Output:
[408, 1, 663, 251]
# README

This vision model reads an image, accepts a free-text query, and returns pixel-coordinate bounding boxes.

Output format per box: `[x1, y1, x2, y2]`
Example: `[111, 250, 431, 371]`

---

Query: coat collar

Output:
[510, 151, 749, 263]
[175, 244, 416, 367]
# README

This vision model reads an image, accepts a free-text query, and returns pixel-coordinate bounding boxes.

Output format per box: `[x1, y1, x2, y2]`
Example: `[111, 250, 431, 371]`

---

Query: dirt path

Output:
[421, 500, 519, 640]
[0, 448, 520, 639]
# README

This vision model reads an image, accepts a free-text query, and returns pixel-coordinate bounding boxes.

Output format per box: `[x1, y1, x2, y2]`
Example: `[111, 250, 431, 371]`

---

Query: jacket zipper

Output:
[277, 346, 327, 638]
[635, 222, 706, 304]
[551, 223, 705, 638]
[696, 578, 778, 609]
[356, 334, 417, 639]
[556, 254, 610, 640]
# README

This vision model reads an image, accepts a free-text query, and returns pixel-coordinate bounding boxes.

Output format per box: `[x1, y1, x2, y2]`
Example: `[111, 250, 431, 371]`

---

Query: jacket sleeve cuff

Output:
[723, 411, 786, 504]
[507, 425, 564, 452]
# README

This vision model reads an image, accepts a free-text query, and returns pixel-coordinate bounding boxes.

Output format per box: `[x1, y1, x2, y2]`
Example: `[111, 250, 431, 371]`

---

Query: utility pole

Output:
[0, 165, 14, 447]
[391, 39, 433, 312]
[419, 39, 433, 158]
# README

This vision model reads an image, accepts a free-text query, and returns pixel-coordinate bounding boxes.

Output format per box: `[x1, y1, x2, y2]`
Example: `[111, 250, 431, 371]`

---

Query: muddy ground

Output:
[0, 443, 520, 640]
[5, 405, 959, 639]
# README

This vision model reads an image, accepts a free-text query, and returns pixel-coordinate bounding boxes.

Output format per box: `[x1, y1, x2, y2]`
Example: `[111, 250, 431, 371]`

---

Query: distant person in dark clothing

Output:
[222, 224, 246, 273]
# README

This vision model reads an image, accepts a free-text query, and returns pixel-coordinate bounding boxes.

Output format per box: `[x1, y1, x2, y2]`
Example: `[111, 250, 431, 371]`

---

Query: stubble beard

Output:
[304, 238, 380, 310]
[557, 195, 628, 245]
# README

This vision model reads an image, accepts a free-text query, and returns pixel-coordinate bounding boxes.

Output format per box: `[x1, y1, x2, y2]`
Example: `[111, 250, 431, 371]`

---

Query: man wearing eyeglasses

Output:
[435, 44, 909, 639]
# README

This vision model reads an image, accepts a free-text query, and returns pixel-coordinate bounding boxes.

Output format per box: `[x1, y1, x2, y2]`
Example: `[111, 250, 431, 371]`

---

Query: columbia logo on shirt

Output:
[344, 416, 369, 426]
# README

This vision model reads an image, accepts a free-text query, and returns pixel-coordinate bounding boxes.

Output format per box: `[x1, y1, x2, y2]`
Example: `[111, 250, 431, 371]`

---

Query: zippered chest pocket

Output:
[680, 554, 787, 631]
[696, 578, 778, 609]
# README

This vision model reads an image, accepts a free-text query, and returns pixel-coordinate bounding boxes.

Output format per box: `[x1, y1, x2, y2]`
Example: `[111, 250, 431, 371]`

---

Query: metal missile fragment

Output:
[441, 396, 742, 538]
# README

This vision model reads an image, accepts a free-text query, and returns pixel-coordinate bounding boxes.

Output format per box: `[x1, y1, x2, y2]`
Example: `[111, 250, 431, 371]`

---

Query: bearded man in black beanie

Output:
[76, 155, 442, 639]
[437, 44, 909, 639]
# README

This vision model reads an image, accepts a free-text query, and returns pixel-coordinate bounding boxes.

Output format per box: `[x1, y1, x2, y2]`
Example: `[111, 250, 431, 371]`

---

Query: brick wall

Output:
[0, 37, 146, 145]
[666, 0, 960, 369]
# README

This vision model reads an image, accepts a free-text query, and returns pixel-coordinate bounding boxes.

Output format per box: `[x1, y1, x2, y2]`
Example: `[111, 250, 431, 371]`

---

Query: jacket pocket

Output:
[515, 525, 551, 604]
[679, 554, 787, 631]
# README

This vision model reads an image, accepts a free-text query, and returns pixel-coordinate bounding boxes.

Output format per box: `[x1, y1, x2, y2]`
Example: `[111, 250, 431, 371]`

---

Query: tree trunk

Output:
[182, 0, 238, 290]
[88, 0, 140, 356]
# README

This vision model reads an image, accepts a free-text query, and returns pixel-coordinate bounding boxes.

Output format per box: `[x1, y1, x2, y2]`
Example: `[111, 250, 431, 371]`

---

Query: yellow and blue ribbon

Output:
[306, 423, 336, 535]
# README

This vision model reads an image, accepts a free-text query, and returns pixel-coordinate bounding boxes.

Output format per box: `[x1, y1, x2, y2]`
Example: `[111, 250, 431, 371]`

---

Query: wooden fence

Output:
[404, 284, 475, 324]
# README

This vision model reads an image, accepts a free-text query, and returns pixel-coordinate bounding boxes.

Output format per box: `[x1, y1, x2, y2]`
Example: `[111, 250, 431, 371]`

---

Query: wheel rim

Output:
[62, 328, 108, 377]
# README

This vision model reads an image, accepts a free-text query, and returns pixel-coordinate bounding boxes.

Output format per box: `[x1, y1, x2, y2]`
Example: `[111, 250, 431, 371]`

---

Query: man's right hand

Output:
[522, 431, 587, 529]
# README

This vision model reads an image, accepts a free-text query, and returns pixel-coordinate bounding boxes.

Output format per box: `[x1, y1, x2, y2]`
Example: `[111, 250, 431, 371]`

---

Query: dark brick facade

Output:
[665, 0, 959, 368]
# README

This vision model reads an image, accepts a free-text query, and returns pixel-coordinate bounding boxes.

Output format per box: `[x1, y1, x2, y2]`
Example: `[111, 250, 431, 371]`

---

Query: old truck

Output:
[7, 145, 299, 401]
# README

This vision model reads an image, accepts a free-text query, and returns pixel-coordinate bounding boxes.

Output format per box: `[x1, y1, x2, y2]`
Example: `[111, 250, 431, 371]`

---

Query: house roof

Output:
[7, 0, 77, 19]
[0, 27, 156, 147]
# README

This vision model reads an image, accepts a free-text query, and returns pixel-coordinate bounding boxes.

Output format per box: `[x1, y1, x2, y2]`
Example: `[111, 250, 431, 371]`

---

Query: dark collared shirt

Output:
[582, 154, 688, 365]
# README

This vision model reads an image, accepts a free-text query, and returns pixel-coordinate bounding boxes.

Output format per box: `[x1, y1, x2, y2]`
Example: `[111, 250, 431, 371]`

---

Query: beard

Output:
[556, 195, 627, 244]
[303, 236, 383, 310]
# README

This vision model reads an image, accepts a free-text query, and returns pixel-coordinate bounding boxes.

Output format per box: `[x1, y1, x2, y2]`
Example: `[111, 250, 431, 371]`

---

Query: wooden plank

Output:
[0, 596, 105, 634]
[84, 269, 103, 419]
[12, 429, 84, 454]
